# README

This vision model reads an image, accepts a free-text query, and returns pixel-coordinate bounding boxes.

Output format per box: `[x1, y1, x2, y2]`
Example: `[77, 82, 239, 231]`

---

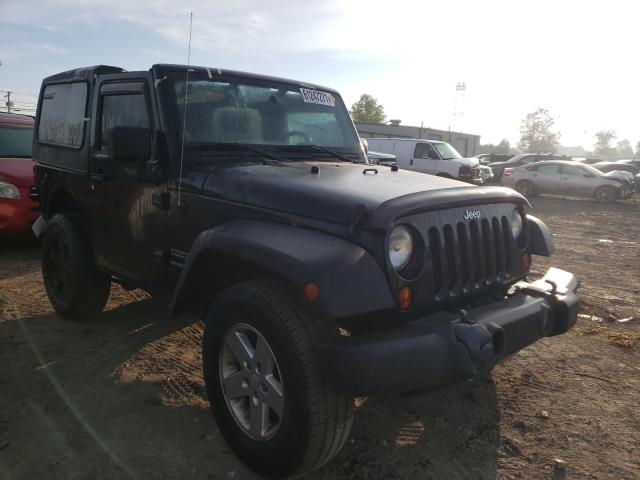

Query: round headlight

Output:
[389, 225, 413, 270]
[511, 208, 524, 239]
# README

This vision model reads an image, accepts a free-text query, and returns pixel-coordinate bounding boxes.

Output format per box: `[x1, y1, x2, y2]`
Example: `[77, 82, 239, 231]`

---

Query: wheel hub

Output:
[219, 323, 284, 441]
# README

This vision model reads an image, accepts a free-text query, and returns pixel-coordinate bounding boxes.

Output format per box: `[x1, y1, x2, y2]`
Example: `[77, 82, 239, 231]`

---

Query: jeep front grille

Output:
[428, 215, 511, 300]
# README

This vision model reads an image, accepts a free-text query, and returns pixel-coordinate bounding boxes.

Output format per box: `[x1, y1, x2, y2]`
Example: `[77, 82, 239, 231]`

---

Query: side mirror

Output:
[104, 127, 151, 162]
[360, 138, 369, 156]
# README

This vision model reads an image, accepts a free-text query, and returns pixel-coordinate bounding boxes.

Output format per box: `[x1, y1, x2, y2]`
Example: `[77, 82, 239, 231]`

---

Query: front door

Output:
[411, 142, 439, 174]
[89, 76, 168, 286]
[559, 164, 589, 196]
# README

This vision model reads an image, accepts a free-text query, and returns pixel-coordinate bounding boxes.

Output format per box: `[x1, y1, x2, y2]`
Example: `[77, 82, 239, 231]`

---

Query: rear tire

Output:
[202, 279, 354, 477]
[41, 214, 111, 320]
[515, 180, 537, 197]
[595, 185, 618, 203]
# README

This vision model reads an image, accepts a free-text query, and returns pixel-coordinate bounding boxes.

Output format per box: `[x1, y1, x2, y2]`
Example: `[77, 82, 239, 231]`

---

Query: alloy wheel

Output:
[219, 323, 284, 441]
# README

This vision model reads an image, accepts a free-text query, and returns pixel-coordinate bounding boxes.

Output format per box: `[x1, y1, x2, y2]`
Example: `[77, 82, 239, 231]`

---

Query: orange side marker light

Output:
[398, 287, 413, 310]
[303, 282, 320, 302]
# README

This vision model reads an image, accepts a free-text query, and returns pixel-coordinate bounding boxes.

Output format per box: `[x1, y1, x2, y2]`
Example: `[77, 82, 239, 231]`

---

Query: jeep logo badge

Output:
[464, 209, 481, 220]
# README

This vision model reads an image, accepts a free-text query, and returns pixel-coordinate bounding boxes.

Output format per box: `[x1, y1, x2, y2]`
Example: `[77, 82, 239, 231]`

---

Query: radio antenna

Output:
[177, 11, 193, 209]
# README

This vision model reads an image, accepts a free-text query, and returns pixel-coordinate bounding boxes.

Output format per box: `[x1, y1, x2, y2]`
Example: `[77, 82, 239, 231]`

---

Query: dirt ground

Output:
[1, 196, 639, 480]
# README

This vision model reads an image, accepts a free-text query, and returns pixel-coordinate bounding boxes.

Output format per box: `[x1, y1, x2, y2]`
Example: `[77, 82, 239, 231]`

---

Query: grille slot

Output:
[428, 215, 511, 299]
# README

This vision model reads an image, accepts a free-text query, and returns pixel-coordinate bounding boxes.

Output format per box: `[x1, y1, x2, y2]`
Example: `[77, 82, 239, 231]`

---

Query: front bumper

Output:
[316, 267, 578, 395]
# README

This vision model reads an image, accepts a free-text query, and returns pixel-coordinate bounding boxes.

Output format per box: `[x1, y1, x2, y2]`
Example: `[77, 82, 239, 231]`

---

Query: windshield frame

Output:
[164, 71, 363, 161]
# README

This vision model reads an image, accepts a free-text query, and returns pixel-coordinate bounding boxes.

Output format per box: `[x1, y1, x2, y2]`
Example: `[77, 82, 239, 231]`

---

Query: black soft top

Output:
[42, 65, 127, 83]
[42, 64, 340, 95]
[151, 64, 340, 94]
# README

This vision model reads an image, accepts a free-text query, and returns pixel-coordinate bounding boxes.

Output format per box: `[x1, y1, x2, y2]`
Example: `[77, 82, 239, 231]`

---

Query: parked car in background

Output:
[478, 164, 494, 182]
[615, 159, 640, 168]
[0, 112, 39, 236]
[366, 138, 483, 183]
[367, 150, 397, 167]
[489, 153, 572, 181]
[502, 160, 634, 202]
[475, 153, 514, 165]
[592, 161, 638, 175]
[573, 157, 603, 165]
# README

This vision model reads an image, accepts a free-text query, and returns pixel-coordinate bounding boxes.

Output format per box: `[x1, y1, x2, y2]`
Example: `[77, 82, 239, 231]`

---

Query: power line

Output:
[0, 89, 38, 97]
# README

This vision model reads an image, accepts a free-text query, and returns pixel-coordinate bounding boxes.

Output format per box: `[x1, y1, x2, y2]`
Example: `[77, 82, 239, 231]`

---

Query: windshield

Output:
[0, 125, 33, 157]
[171, 74, 361, 156]
[433, 142, 462, 160]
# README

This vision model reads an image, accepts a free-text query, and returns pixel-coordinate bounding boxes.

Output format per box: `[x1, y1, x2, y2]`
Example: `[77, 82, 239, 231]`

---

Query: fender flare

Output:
[169, 220, 395, 318]
[526, 215, 555, 257]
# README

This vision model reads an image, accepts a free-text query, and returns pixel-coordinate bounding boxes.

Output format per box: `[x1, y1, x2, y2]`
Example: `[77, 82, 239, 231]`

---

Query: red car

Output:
[0, 112, 39, 236]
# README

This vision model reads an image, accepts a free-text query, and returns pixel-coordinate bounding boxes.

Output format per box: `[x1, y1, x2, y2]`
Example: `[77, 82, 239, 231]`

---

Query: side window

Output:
[414, 143, 437, 159]
[560, 164, 583, 176]
[99, 93, 149, 150]
[37, 82, 88, 147]
[536, 164, 560, 174]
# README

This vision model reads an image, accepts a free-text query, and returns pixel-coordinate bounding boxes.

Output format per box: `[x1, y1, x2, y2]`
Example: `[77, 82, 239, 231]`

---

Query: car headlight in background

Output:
[0, 180, 21, 200]
[389, 225, 413, 270]
[511, 207, 524, 239]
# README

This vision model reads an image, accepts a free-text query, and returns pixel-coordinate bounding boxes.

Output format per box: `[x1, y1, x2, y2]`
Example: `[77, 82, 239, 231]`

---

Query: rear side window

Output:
[536, 164, 560, 174]
[37, 83, 88, 147]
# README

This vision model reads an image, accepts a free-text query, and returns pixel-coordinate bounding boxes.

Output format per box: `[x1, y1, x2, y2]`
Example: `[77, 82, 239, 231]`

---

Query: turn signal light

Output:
[303, 282, 320, 301]
[522, 253, 531, 270]
[398, 287, 413, 310]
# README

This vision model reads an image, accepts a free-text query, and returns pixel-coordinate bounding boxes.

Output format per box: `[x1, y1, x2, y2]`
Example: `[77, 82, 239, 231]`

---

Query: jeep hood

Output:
[200, 161, 527, 227]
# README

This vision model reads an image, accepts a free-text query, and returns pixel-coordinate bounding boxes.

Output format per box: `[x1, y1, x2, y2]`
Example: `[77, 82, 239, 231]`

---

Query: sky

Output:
[1, 0, 638, 150]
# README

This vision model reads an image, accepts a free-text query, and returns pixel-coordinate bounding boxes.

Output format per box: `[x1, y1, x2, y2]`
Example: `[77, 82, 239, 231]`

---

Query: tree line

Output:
[349, 94, 639, 158]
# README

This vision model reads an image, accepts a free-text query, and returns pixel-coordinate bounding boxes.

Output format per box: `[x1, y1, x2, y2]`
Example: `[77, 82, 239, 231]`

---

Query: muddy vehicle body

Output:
[33, 64, 578, 477]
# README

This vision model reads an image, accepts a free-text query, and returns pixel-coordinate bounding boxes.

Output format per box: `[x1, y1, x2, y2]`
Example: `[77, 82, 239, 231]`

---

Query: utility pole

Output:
[4, 91, 13, 113]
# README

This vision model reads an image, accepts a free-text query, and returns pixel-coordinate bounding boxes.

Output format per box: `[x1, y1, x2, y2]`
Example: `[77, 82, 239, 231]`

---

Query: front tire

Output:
[202, 279, 354, 477]
[595, 185, 618, 203]
[42, 214, 111, 320]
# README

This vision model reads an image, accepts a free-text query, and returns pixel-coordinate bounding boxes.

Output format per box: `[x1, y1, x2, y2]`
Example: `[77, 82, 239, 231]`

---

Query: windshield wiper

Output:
[194, 142, 284, 162]
[280, 144, 354, 162]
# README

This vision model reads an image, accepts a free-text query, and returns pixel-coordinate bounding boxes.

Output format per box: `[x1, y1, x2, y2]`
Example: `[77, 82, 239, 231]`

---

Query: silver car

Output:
[501, 160, 634, 202]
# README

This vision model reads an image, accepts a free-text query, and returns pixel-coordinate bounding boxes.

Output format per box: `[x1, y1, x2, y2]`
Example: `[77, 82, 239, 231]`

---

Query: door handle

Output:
[560, 176, 568, 180]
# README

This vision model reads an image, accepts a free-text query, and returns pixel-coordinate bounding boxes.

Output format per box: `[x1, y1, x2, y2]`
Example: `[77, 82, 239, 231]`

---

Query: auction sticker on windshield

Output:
[300, 88, 336, 106]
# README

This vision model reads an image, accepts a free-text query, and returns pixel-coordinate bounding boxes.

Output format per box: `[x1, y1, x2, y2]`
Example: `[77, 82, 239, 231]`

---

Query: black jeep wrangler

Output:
[32, 64, 578, 477]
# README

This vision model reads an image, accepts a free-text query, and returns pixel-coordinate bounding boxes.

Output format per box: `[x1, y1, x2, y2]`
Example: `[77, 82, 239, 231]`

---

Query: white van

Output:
[366, 138, 482, 183]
